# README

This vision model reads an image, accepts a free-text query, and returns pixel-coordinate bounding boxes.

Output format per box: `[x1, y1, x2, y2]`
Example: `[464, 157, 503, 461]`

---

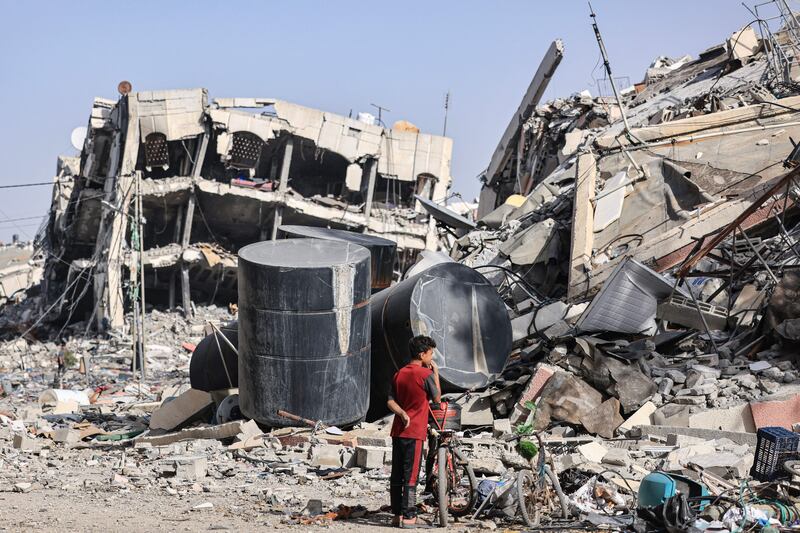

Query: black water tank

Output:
[368, 263, 512, 420]
[238, 238, 371, 427]
[278, 225, 397, 291]
[189, 322, 238, 392]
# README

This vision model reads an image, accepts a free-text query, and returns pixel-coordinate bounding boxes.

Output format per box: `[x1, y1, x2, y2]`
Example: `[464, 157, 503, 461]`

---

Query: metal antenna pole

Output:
[588, 2, 639, 142]
[370, 103, 391, 128]
[443, 91, 450, 136]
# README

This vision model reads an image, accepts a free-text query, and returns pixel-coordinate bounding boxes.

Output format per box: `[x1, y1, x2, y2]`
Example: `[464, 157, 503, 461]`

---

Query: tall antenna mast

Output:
[588, 2, 638, 143]
[370, 103, 391, 127]
[443, 91, 450, 136]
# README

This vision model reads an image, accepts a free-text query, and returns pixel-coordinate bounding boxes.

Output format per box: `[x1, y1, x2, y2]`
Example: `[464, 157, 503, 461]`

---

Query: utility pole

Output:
[370, 103, 391, 127]
[443, 91, 450, 136]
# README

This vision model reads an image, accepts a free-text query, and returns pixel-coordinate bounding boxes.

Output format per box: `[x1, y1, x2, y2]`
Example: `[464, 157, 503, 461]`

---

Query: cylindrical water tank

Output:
[368, 263, 512, 420]
[238, 239, 372, 427]
[189, 322, 238, 392]
[278, 225, 397, 291]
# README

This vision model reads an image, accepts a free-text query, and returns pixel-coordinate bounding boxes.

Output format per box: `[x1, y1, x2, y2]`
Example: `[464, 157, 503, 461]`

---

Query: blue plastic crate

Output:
[751, 427, 800, 481]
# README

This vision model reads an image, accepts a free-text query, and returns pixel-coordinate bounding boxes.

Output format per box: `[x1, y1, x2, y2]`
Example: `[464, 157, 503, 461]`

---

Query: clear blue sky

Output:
[0, 0, 748, 242]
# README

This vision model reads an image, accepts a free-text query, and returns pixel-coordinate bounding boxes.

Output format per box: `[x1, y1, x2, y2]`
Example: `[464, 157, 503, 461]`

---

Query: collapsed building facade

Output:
[43, 91, 452, 330]
[467, 21, 800, 305]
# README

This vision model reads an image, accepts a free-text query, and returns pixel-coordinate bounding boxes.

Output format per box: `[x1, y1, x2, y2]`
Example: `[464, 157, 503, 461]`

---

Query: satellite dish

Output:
[415, 194, 477, 230]
[70, 127, 88, 151]
[117, 80, 132, 95]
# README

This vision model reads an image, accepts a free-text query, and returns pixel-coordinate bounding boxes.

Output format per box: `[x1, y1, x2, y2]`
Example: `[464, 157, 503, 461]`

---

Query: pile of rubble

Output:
[7, 8, 800, 533]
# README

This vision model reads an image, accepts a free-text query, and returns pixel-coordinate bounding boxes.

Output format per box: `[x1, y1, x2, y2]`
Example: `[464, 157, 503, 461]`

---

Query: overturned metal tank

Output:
[238, 238, 371, 427]
[368, 263, 512, 419]
[189, 321, 238, 392]
[278, 225, 396, 291]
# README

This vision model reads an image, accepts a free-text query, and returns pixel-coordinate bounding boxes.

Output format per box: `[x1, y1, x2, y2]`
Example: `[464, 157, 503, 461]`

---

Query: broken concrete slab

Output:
[52, 428, 80, 444]
[578, 440, 609, 463]
[580, 397, 624, 439]
[149, 388, 213, 431]
[536, 372, 603, 428]
[688, 403, 756, 433]
[135, 421, 249, 446]
[460, 395, 495, 427]
[618, 401, 656, 434]
[601, 448, 631, 467]
[635, 425, 757, 447]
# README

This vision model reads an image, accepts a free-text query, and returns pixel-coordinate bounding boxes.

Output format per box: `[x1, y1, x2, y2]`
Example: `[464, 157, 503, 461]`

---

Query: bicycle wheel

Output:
[447, 447, 477, 517]
[517, 467, 569, 527]
[433, 447, 477, 526]
[437, 447, 449, 527]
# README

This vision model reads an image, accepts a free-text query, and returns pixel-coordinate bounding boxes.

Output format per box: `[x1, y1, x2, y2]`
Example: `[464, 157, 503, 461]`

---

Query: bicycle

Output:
[427, 400, 478, 527]
[514, 432, 570, 527]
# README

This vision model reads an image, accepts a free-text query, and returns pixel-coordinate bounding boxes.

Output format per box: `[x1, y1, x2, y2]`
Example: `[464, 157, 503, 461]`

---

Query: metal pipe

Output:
[740, 227, 779, 283]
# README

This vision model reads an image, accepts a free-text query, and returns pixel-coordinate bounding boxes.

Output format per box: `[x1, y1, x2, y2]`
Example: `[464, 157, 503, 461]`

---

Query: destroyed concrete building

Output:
[8, 6, 800, 532]
[0, 243, 42, 309]
[43, 90, 453, 330]
[468, 21, 800, 304]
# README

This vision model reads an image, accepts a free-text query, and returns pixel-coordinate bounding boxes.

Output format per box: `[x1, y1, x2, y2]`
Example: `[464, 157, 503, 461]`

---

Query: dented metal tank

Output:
[189, 321, 239, 392]
[238, 238, 371, 427]
[368, 262, 512, 420]
[277, 225, 396, 291]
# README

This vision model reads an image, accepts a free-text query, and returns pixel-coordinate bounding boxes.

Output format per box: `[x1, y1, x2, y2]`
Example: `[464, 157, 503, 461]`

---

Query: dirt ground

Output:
[0, 489, 489, 532]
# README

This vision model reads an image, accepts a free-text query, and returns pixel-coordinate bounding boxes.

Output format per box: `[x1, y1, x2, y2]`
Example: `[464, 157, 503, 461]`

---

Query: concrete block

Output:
[13, 433, 36, 450]
[310, 444, 343, 467]
[354, 434, 392, 448]
[355, 445, 390, 469]
[657, 294, 727, 331]
[173, 455, 208, 480]
[493, 418, 512, 437]
[52, 428, 80, 444]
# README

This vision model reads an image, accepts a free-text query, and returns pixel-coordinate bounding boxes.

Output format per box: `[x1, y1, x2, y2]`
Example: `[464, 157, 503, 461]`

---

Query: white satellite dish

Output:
[70, 126, 88, 151]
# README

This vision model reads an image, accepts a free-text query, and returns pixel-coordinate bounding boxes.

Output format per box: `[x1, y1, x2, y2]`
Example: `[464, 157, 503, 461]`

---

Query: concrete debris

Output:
[5, 10, 800, 533]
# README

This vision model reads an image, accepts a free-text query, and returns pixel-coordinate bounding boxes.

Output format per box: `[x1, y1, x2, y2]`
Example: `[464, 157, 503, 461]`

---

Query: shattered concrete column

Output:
[361, 158, 378, 233]
[478, 39, 564, 218]
[271, 136, 294, 240]
[94, 94, 140, 331]
[169, 207, 183, 309]
[567, 151, 597, 300]
[180, 194, 196, 316]
[180, 127, 209, 316]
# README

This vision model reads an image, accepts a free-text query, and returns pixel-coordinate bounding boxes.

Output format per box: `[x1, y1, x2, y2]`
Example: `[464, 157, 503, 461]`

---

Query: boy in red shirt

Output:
[387, 335, 441, 528]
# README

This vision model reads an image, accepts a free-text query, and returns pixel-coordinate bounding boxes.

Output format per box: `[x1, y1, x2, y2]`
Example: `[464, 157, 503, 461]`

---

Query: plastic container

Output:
[751, 426, 800, 481]
[428, 401, 462, 431]
[237, 238, 371, 427]
[38, 389, 91, 407]
[368, 262, 512, 420]
[278, 225, 396, 291]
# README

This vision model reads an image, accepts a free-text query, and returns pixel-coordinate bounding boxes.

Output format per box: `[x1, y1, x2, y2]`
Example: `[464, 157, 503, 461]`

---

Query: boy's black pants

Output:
[390, 437, 424, 518]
